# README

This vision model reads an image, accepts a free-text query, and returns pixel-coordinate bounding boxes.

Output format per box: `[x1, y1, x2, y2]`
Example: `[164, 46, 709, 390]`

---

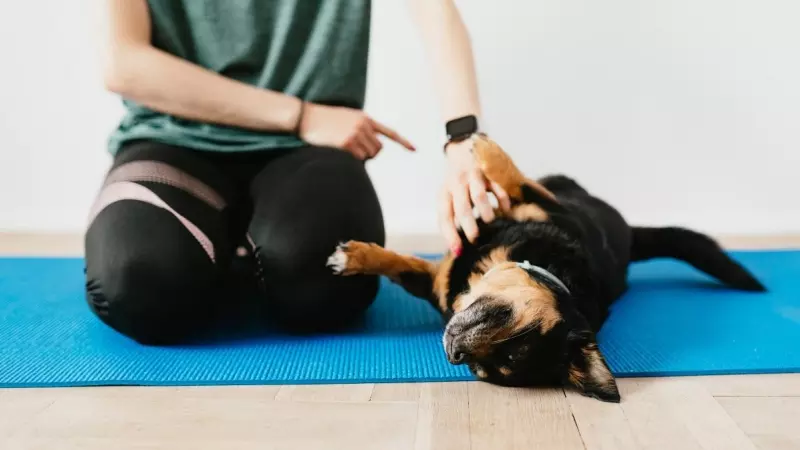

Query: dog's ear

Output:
[563, 329, 620, 402]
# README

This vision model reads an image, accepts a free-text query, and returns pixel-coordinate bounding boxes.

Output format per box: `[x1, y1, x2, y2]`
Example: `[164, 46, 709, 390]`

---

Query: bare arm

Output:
[407, 0, 482, 124]
[407, 0, 511, 254]
[97, 0, 302, 132]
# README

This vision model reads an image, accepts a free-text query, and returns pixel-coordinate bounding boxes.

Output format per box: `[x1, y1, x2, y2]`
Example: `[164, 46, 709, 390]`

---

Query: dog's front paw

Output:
[326, 240, 372, 275]
[472, 135, 524, 189]
[326, 242, 351, 274]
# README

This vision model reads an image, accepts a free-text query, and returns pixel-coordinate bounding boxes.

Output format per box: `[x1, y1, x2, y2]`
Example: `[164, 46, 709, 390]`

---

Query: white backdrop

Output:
[1, 0, 799, 236]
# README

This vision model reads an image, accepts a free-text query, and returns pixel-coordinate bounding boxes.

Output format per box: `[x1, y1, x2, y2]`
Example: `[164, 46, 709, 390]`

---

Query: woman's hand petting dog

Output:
[440, 138, 512, 255]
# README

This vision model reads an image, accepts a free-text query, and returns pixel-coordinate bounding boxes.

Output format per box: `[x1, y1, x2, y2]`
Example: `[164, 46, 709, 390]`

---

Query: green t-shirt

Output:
[108, 0, 371, 154]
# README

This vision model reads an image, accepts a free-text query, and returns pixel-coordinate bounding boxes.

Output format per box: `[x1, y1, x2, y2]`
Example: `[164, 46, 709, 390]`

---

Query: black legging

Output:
[84, 140, 385, 345]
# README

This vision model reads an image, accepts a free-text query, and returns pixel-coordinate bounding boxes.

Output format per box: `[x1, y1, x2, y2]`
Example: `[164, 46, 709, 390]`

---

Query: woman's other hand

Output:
[438, 139, 511, 255]
[298, 103, 416, 160]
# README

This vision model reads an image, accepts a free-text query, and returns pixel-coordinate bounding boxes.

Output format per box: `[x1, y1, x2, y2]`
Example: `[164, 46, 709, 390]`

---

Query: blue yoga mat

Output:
[1, 250, 798, 388]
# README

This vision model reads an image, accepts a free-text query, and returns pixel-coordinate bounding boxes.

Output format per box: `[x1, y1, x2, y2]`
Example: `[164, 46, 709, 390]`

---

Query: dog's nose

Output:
[445, 335, 472, 365]
[450, 351, 467, 364]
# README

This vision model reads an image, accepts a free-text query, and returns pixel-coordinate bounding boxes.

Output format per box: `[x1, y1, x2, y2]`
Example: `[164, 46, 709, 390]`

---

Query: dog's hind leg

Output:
[327, 241, 450, 313]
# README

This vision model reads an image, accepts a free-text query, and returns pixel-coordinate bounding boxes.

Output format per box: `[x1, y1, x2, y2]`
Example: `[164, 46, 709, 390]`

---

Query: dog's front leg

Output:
[472, 135, 556, 203]
[327, 241, 448, 313]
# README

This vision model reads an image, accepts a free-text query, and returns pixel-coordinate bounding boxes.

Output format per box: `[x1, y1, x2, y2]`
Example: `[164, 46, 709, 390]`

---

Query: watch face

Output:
[447, 115, 478, 140]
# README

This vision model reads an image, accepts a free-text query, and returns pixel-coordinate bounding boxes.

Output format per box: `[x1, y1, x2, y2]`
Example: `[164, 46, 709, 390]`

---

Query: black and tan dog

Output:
[326, 135, 766, 402]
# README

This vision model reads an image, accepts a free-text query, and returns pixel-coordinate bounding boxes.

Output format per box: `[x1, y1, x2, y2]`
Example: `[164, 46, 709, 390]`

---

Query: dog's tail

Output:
[630, 226, 766, 292]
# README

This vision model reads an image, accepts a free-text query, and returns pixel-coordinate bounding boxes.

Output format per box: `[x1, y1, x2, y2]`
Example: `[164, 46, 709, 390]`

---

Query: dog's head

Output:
[443, 252, 619, 402]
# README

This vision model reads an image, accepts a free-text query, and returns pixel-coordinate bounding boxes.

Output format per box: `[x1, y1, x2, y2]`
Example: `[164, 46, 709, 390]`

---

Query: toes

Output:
[326, 242, 350, 274]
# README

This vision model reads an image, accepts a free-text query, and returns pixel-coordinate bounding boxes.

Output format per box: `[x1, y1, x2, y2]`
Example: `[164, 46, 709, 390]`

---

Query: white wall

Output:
[2, 0, 799, 237]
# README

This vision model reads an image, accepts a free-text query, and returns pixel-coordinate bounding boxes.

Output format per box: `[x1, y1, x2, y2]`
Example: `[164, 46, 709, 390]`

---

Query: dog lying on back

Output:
[326, 135, 766, 402]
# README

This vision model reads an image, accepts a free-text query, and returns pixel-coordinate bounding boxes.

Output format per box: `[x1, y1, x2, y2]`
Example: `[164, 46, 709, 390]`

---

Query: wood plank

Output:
[0, 232, 83, 256]
[692, 374, 800, 397]
[716, 234, 800, 250]
[275, 384, 374, 402]
[617, 379, 703, 450]
[414, 382, 471, 450]
[566, 389, 639, 450]
[14, 392, 417, 450]
[371, 383, 421, 402]
[617, 378, 757, 450]
[468, 383, 584, 450]
[1, 437, 312, 450]
[0, 390, 57, 438]
[385, 234, 445, 254]
[652, 378, 757, 450]
[719, 397, 800, 450]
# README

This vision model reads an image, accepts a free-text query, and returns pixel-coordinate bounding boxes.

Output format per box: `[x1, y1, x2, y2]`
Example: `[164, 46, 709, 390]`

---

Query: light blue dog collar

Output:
[484, 260, 571, 294]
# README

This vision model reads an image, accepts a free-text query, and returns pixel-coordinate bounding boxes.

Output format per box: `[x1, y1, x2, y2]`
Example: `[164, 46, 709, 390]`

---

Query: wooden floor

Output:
[1, 233, 799, 450]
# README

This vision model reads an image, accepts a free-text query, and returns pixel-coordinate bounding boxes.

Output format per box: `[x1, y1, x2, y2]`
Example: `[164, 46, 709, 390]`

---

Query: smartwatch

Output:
[445, 115, 479, 148]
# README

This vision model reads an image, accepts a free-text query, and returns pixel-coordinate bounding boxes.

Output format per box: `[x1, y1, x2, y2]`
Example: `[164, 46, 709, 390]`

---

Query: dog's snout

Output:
[446, 325, 462, 337]
[444, 300, 512, 365]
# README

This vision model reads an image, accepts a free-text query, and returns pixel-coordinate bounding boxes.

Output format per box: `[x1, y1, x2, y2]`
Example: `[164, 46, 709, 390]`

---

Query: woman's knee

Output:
[251, 219, 382, 332]
[247, 146, 388, 331]
[86, 251, 221, 345]
[84, 203, 222, 345]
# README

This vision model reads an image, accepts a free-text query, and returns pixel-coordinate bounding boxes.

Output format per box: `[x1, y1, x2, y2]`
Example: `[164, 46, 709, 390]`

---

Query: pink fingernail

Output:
[452, 246, 462, 257]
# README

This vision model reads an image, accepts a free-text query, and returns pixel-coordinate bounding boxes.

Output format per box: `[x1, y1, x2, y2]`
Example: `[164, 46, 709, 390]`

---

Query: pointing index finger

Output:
[371, 120, 416, 152]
